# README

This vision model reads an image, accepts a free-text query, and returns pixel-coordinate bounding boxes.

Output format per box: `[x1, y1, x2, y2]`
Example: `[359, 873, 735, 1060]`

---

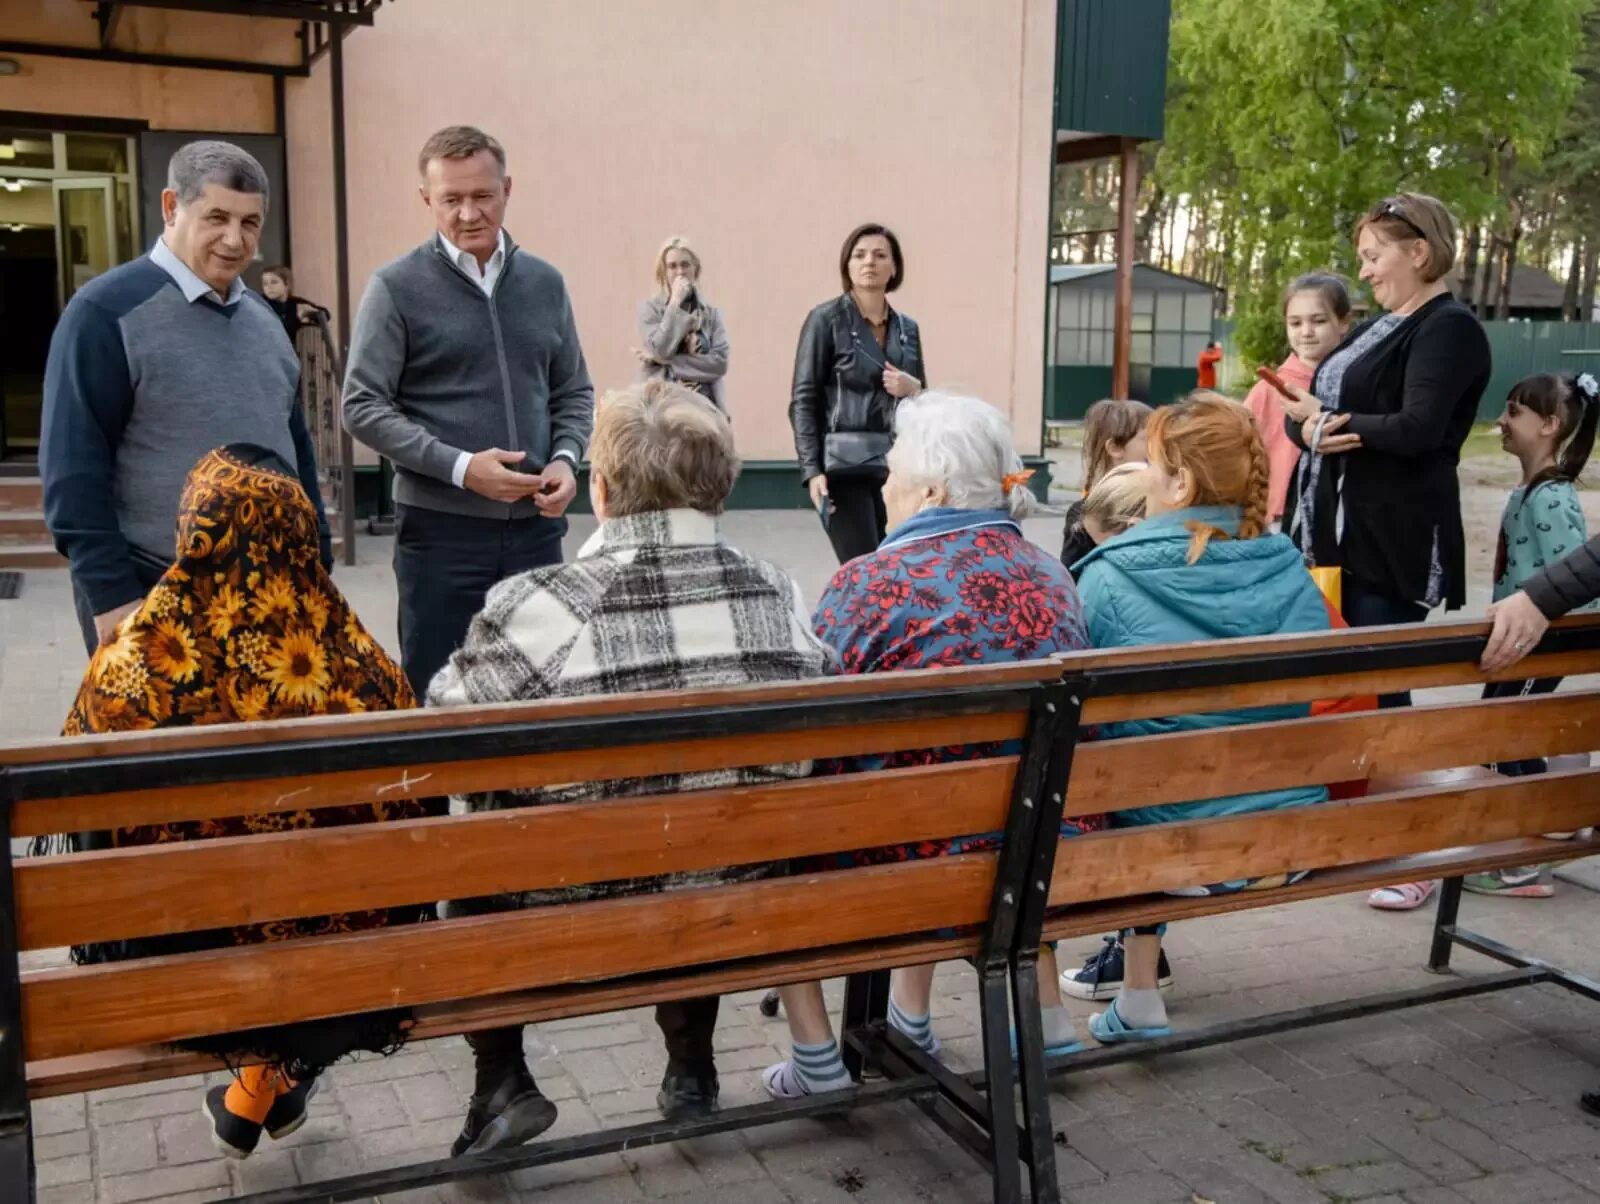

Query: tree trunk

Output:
[1460, 225, 1482, 306]
[1495, 226, 1521, 321]
[1563, 238, 1582, 321]
[1582, 237, 1599, 321]
[1477, 236, 1500, 321]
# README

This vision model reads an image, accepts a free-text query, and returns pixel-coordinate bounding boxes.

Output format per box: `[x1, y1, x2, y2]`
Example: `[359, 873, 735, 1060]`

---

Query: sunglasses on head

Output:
[1376, 199, 1429, 241]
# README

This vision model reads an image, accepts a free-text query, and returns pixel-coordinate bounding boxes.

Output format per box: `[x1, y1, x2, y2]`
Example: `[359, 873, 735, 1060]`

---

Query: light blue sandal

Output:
[1088, 1000, 1171, 1044]
[1009, 1029, 1086, 1061]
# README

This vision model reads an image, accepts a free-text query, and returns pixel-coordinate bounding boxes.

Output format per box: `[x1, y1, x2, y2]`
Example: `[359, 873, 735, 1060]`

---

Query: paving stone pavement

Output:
[4, 511, 1599, 1202]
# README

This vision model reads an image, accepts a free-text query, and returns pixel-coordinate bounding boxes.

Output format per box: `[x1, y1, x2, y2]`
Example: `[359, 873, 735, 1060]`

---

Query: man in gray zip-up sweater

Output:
[343, 126, 594, 699]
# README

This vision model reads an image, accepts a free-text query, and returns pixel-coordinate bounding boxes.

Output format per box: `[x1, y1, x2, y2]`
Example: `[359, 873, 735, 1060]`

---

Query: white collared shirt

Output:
[434, 229, 577, 489]
[149, 237, 245, 307]
[438, 229, 506, 297]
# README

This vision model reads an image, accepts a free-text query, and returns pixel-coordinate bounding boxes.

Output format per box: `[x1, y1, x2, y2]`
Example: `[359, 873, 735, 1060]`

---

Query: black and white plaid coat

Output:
[429, 507, 833, 910]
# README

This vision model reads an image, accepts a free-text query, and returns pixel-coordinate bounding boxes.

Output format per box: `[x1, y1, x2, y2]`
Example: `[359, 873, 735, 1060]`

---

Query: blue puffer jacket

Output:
[1075, 505, 1331, 827]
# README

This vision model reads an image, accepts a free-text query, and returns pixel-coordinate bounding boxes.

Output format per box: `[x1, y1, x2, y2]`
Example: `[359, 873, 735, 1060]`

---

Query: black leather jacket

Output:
[788, 294, 925, 482]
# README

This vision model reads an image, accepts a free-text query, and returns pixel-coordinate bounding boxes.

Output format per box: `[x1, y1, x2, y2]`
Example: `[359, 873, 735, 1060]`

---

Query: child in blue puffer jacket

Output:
[1074, 392, 1331, 1043]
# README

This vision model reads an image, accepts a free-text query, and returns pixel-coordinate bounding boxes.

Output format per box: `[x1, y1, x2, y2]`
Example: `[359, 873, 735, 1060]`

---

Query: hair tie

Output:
[1000, 469, 1035, 496]
[1577, 373, 1599, 404]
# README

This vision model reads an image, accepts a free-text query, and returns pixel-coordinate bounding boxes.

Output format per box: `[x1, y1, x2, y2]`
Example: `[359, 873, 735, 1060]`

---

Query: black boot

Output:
[452, 1028, 558, 1158]
[657, 1063, 720, 1122]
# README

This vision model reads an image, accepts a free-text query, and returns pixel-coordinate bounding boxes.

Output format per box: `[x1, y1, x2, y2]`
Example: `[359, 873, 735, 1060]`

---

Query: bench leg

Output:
[1009, 956, 1062, 1204]
[978, 966, 1025, 1204]
[0, 814, 35, 1202]
[840, 969, 890, 1082]
[1428, 875, 1464, 973]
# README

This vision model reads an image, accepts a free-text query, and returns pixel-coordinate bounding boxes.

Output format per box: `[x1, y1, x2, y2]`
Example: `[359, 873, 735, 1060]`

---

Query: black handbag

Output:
[823, 429, 892, 478]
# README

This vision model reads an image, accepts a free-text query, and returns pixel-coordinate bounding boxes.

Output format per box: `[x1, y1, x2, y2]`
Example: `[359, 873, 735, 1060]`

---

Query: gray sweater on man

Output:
[343, 232, 594, 519]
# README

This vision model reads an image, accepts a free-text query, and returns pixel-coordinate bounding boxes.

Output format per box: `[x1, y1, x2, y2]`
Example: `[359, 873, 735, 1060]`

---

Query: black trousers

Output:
[393, 504, 565, 699]
[1341, 578, 1429, 709]
[825, 476, 888, 565]
[465, 996, 721, 1090]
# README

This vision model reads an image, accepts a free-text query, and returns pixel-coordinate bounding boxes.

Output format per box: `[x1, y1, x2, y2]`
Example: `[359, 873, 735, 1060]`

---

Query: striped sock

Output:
[790, 1039, 852, 1093]
[887, 998, 935, 1053]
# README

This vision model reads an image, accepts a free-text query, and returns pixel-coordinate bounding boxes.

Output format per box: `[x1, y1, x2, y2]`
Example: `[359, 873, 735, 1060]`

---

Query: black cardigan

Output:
[1285, 294, 1490, 609]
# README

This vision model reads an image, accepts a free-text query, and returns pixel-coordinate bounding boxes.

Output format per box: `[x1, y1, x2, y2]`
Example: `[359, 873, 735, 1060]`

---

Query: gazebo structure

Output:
[1052, 0, 1173, 417]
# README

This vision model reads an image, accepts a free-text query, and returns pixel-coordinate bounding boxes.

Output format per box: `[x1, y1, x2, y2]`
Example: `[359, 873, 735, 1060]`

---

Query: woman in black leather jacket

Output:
[789, 223, 926, 563]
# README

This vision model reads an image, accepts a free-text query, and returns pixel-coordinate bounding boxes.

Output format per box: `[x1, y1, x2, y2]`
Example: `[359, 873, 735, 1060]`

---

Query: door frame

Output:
[51, 176, 118, 310]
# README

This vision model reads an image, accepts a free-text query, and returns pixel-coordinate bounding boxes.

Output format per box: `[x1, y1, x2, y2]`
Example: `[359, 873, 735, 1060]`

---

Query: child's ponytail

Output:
[1558, 373, 1600, 483]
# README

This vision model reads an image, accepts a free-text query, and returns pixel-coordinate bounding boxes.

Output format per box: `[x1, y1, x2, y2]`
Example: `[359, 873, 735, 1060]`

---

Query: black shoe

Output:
[1583, 1089, 1600, 1119]
[204, 1085, 263, 1160]
[657, 1070, 720, 1122]
[1060, 935, 1174, 1001]
[450, 1065, 558, 1158]
[264, 1077, 319, 1141]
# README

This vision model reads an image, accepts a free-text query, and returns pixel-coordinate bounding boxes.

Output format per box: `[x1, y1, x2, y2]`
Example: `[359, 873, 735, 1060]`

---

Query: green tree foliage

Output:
[1153, 0, 1590, 366]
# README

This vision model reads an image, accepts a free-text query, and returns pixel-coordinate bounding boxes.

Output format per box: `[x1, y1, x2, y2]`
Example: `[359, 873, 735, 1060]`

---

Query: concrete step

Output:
[0, 544, 66, 569]
[0, 478, 41, 513]
[0, 512, 48, 544]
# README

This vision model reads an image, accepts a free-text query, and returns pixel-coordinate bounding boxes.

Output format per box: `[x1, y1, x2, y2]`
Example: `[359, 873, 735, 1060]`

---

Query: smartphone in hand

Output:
[1256, 364, 1296, 399]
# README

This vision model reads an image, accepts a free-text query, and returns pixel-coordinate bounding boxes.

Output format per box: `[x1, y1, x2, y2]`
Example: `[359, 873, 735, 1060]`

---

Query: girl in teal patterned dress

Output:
[1469, 372, 1600, 896]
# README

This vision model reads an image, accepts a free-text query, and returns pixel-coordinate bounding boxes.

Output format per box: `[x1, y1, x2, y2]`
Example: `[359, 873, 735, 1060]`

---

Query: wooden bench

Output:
[0, 661, 1081, 1203]
[991, 615, 1600, 1202]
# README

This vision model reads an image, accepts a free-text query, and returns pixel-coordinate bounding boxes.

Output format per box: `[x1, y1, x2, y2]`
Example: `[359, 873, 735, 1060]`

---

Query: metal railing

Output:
[293, 313, 358, 566]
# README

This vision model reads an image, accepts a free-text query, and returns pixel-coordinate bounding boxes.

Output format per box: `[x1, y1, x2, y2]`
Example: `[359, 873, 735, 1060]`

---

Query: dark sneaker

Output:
[1582, 1088, 1600, 1118]
[1060, 935, 1173, 1001]
[264, 1076, 319, 1141]
[450, 1066, 558, 1158]
[204, 1085, 264, 1160]
[657, 1071, 720, 1121]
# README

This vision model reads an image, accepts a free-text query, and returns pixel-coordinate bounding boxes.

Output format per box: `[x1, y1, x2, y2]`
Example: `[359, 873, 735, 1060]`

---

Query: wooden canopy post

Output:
[1111, 138, 1140, 401]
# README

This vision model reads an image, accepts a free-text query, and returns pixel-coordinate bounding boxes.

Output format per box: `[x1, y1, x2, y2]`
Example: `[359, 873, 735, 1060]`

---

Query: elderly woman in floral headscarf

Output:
[41, 443, 426, 1161]
[763, 391, 1103, 1100]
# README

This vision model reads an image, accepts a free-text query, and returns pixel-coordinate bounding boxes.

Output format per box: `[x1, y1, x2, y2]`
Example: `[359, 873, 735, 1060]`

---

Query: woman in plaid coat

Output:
[428, 379, 831, 1156]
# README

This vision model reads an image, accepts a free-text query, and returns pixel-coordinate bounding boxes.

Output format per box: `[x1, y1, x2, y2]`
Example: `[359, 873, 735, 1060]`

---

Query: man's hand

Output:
[94, 600, 140, 647]
[883, 366, 921, 399]
[464, 448, 545, 503]
[535, 457, 578, 517]
[1481, 591, 1551, 673]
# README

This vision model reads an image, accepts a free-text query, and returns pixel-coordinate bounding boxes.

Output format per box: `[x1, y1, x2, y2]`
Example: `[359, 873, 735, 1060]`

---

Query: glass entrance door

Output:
[53, 177, 118, 307]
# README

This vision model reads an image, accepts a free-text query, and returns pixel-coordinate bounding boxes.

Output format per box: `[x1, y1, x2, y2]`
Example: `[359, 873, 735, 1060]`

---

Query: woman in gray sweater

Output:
[635, 236, 729, 410]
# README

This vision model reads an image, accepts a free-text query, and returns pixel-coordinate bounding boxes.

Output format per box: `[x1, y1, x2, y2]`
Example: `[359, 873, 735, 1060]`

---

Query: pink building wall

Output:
[286, 0, 1058, 461]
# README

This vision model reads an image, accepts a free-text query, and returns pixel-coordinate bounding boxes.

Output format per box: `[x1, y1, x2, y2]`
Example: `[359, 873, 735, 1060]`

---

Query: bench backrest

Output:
[0, 662, 1064, 1064]
[1042, 615, 1600, 919]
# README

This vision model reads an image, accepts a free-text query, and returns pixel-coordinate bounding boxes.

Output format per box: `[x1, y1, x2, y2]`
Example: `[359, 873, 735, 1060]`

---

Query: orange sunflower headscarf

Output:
[53, 445, 427, 1075]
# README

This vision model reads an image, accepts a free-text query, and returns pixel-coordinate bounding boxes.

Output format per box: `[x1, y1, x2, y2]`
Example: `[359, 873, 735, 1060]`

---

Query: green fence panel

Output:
[1480, 322, 1600, 419]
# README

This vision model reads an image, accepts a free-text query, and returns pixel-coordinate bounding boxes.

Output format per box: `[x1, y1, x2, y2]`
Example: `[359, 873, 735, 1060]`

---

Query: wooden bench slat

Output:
[1061, 613, 1600, 672]
[1040, 833, 1600, 942]
[10, 711, 1024, 837]
[16, 759, 1017, 950]
[1081, 648, 1600, 724]
[0, 660, 1061, 765]
[1049, 766, 1600, 906]
[25, 931, 979, 1099]
[1067, 690, 1600, 815]
[20, 854, 997, 1061]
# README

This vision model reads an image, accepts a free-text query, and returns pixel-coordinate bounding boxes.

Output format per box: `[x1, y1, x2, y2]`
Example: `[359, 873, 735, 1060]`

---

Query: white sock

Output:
[1041, 1005, 1078, 1048]
[1116, 987, 1168, 1029]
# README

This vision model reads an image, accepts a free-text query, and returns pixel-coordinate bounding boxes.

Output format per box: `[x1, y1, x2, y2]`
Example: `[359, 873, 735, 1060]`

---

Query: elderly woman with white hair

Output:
[763, 390, 1104, 1100]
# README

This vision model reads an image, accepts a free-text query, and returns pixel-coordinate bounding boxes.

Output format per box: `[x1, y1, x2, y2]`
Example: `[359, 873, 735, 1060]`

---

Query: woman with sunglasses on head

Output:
[789, 222, 926, 563]
[1281, 193, 1492, 912]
